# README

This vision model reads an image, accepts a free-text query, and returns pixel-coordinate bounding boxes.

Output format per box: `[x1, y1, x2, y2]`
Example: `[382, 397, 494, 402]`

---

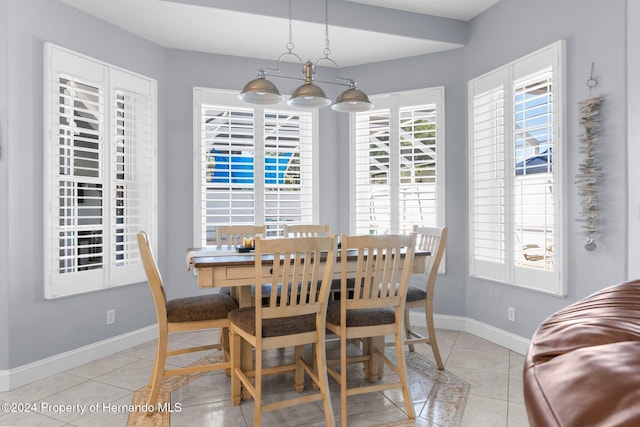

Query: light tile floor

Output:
[0, 328, 529, 426]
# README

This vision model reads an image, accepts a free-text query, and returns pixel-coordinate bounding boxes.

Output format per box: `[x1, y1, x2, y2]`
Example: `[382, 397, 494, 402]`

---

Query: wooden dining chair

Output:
[216, 224, 266, 247]
[284, 224, 335, 301]
[215, 224, 267, 306]
[136, 231, 239, 408]
[229, 235, 337, 427]
[283, 223, 330, 237]
[283, 224, 350, 302]
[326, 233, 417, 427]
[403, 225, 448, 369]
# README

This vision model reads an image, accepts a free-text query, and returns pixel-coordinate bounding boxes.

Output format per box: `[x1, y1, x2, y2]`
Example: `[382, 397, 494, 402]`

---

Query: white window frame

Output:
[468, 40, 566, 295]
[349, 87, 445, 236]
[193, 87, 319, 246]
[44, 43, 157, 299]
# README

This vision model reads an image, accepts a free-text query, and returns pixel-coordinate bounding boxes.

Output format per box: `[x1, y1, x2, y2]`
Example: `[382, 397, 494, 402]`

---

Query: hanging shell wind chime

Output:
[575, 65, 602, 251]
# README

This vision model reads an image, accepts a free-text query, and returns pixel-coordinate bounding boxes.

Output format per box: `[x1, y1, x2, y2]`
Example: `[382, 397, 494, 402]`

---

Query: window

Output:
[350, 88, 445, 236]
[194, 88, 317, 246]
[44, 43, 157, 299]
[468, 40, 565, 295]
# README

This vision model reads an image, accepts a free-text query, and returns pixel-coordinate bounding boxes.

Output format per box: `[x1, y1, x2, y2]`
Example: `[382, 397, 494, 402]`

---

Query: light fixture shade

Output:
[287, 83, 332, 108]
[332, 87, 374, 112]
[238, 76, 283, 105]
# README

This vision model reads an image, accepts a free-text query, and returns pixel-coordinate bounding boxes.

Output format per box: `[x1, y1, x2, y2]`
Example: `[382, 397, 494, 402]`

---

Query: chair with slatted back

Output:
[216, 224, 266, 247]
[136, 231, 238, 409]
[215, 224, 267, 306]
[284, 225, 350, 302]
[283, 224, 330, 237]
[229, 235, 337, 427]
[403, 225, 447, 369]
[284, 224, 336, 303]
[326, 233, 416, 427]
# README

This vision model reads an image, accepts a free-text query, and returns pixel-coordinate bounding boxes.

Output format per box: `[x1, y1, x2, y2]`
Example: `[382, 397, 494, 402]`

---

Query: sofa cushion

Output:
[523, 280, 640, 427]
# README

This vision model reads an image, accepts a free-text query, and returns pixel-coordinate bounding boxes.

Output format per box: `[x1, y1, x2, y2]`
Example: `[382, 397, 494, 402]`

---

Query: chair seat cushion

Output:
[406, 286, 427, 302]
[166, 294, 238, 322]
[229, 307, 316, 337]
[326, 301, 395, 327]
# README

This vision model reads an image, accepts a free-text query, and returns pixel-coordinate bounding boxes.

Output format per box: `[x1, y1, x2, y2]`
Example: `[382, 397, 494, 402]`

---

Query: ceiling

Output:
[345, 0, 497, 20]
[59, 0, 500, 67]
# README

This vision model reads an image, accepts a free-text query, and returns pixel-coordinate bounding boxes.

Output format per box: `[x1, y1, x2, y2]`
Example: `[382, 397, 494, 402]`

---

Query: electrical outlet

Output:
[106, 309, 116, 325]
[508, 306, 516, 322]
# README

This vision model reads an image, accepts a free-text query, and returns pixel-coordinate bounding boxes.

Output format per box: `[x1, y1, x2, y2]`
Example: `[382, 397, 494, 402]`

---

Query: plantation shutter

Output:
[199, 105, 256, 245]
[45, 44, 157, 298]
[511, 46, 560, 291]
[263, 111, 314, 236]
[513, 70, 553, 268]
[354, 108, 392, 235]
[46, 48, 106, 297]
[194, 89, 316, 246]
[399, 105, 438, 234]
[469, 72, 508, 283]
[468, 40, 565, 295]
[110, 70, 155, 286]
[352, 88, 444, 237]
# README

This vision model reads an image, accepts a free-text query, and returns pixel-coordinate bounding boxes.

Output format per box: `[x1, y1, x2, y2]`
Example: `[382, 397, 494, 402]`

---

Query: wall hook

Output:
[586, 62, 598, 95]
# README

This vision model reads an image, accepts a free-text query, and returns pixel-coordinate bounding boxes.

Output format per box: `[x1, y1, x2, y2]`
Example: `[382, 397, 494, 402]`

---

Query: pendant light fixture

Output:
[288, 60, 332, 108]
[238, 0, 373, 113]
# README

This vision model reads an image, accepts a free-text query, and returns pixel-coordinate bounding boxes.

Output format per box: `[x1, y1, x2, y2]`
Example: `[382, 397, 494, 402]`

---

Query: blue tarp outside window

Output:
[210, 149, 293, 184]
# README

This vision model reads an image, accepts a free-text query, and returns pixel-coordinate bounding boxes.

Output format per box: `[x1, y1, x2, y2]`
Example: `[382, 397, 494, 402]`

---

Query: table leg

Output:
[363, 336, 385, 382]
[231, 287, 253, 308]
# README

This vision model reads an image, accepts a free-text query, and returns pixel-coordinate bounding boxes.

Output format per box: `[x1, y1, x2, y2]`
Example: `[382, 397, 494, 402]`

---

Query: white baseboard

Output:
[409, 311, 530, 355]
[0, 325, 157, 392]
[1, 315, 531, 392]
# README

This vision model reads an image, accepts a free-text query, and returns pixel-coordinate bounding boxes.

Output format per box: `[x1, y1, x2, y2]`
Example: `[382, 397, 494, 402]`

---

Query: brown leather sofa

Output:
[523, 279, 640, 427]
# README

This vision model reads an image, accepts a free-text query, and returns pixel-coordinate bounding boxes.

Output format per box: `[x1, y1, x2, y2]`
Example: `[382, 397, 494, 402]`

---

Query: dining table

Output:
[186, 243, 431, 399]
[187, 245, 430, 307]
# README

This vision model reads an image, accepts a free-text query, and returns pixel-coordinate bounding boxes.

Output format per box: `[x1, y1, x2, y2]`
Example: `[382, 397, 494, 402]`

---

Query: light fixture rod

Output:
[259, 70, 353, 88]
[313, 56, 354, 85]
[324, 0, 331, 58]
[238, 0, 373, 112]
[261, 0, 355, 88]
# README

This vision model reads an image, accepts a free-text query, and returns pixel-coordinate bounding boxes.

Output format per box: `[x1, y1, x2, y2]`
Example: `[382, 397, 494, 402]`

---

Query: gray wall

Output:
[163, 0, 631, 338]
[341, 49, 470, 317]
[0, 0, 10, 370]
[462, 0, 628, 337]
[349, 0, 630, 338]
[0, 0, 632, 370]
[2, 0, 165, 368]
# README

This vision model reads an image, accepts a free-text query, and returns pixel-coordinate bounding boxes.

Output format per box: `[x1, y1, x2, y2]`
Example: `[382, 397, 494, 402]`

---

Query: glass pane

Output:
[513, 71, 554, 271]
